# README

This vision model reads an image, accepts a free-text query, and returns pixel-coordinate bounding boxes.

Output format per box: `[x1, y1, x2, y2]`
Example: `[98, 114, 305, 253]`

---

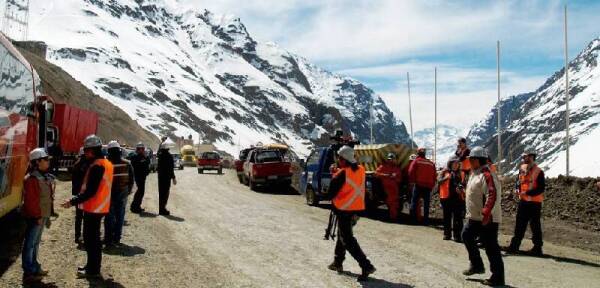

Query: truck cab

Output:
[243, 148, 292, 191]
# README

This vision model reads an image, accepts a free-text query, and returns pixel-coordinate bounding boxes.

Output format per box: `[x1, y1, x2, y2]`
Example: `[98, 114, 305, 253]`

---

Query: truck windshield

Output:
[256, 151, 281, 163]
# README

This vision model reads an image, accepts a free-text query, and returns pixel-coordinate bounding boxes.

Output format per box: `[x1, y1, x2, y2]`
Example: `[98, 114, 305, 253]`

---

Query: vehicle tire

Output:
[242, 175, 249, 186]
[237, 175, 243, 183]
[198, 169, 203, 174]
[218, 168, 223, 175]
[249, 178, 258, 191]
[305, 186, 319, 206]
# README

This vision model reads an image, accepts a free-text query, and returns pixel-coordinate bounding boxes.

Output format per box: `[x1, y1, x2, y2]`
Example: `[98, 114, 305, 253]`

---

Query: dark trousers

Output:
[83, 213, 104, 274]
[462, 220, 504, 282]
[509, 201, 543, 249]
[104, 195, 128, 244]
[130, 178, 146, 211]
[334, 212, 372, 269]
[158, 177, 171, 212]
[75, 208, 84, 240]
[410, 186, 431, 224]
[441, 198, 465, 240]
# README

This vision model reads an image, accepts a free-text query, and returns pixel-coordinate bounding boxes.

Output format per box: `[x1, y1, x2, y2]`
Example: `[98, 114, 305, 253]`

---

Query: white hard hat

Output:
[136, 142, 145, 149]
[29, 148, 49, 161]
[469, 146, 488, 159]
[83, 134, 102, 148]
[337, 145, 356, 164]
[107, 140, 120, 149]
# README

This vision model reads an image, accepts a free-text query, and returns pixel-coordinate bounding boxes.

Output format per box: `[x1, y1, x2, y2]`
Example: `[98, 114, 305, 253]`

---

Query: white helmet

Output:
[337, 145, 356, 164]
[469, 146, 488, 159]
[83, 134, 102, 148]
[107, 140, 120, 149]
[29, 148, 49, 161]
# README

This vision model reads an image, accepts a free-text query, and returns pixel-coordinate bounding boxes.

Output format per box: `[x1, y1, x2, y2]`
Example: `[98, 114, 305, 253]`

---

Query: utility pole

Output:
[434, 67, 437, 165]
[497, 41, 502, 175]
[564, 5, 570, 177]
[370, 98, 374, 144]
[407, 72, 414, 149]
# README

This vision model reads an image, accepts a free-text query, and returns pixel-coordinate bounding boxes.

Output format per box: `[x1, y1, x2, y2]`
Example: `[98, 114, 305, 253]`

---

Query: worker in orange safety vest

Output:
[61, 135, 114, 278]
[455, 137, 471, 173]
[505, 151, 545, 256]
[326, 145, 375, 282]
[375, 153, 402, 221]
[438, 156, 466, 242]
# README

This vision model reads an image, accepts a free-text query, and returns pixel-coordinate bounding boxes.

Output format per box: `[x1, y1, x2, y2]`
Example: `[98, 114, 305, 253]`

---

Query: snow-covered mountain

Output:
[413, 125, 463, 167]
[468, 37, 600, 177]
[28, 0, 411, 156]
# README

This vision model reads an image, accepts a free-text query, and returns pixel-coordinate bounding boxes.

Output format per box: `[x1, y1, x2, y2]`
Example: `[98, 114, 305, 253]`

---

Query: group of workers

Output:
[20, 134, 177, 283]
[327, 137, 547, 286]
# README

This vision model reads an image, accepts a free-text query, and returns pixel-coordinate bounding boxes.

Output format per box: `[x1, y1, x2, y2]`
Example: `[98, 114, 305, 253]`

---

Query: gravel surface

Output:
[2, 169, 599, 287]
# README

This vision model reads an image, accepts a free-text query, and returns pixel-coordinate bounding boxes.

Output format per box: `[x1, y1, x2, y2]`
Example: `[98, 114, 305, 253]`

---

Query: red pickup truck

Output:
[243, 149, 292, 191]
[197, 151, 222, 174]
[235, 148, 253, 183]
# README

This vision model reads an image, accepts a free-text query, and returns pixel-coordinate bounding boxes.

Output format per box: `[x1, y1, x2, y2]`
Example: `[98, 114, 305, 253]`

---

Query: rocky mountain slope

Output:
[28, 0, 411, 156]
[468, 37, 600, 176]
[413, 124, 463, 166]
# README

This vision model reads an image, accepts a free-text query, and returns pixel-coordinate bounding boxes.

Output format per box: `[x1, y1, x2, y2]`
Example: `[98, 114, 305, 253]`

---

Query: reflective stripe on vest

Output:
[519, 164, 543, 202]
[333, 165, 366, 211]
[78, 159, 114, 214]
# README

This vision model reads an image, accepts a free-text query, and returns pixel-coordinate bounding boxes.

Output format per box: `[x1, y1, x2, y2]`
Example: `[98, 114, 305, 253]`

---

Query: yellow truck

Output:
[180, 145, 197, 167]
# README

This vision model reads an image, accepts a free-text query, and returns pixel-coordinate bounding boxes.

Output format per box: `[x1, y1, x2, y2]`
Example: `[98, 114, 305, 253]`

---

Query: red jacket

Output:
[408, 156, 437, 189]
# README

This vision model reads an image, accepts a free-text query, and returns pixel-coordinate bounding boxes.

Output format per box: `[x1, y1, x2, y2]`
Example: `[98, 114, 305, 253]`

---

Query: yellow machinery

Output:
[180, 145, 197, 166]
[354, 143, 413, 173]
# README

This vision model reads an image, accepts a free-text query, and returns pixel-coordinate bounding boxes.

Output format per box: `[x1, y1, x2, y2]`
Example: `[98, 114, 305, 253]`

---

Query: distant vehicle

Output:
[235, 148, 253, 183]
[173, 153, 184, 170]
[180, 144, 196, 167]
[197, 151, 222, 174]
[242, 148, 292, 191]
[45, 103, 98, 169]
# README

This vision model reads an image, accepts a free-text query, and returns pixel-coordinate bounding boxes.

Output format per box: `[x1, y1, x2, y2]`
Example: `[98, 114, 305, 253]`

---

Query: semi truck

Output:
[180, 144, 196, 167]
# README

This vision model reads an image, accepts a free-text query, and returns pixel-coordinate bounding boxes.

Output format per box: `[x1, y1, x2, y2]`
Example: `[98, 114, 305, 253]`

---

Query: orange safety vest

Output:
[333, 165, 366, 211]
[489, 164, 497, 173]
[78, 158, 114, 214]
[518, 163, 543, 203]
[439, 170, 465, 199]
[461, 158, 471, 171]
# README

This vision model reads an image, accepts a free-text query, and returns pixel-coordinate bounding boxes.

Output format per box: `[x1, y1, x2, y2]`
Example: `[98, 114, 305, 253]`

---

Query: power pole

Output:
[497, 41, 502, 175]
[2, 0, 30, 41]
[370, 98, 374, 144]
[407, 72, 414, 149]
[564, 5, 570, 177]
[434, 67, 437, 165]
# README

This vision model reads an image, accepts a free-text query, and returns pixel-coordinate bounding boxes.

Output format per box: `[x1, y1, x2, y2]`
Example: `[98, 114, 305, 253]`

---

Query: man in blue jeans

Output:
[104, 141, 134, 247]
[407, 148, 437, 225]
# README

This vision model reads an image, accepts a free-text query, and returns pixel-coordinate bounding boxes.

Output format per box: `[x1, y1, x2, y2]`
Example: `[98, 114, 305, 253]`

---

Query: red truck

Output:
[235, 148, 253, 183]
[46, 103, 99, 169]
[242, 148, 292, 191]
[197, 151, 223, 174]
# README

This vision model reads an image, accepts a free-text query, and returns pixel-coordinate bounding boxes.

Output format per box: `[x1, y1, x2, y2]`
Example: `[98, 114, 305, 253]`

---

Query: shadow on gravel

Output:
[503, 252, 600, 268]
[138, 211, 158, 218]
[84, 276, 125, 288]
[22, 280, 59, 288]
[258, 186, 300, 196]
[104, 243, 146, 257]
[340, 271, 414, 288]
[0, 210, 26, 277]
[465, 278, 516, 288]
[162, 214, 185, 222]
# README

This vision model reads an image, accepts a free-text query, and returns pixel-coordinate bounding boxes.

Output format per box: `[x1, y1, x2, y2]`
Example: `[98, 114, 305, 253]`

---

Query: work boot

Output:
[482, 277, 505, 286]
[34, 269, 49, 277]
[130, 207, 144, 214]
[443, 235, 451, 241]
[462, 266, 485, 276]
[527, 246, 543, 257]
[77, 269, 101, 279]
[22, 274, 42, 283]
[327, 262, 343, 273]
[502, 245, 519, 254]
[357, 264, 376, 282]
[159, 209, 170, 216]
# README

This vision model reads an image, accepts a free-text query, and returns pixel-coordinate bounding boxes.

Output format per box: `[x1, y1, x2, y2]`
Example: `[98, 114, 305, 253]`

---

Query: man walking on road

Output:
[375, 153, 402, 221]
[327, 145, 376, 282]
[408, 148, 436, 225]
[506, 151, 546, 256]
[104, 141, 134, 247]
[157, 143, 176, 216]
[129, 142, 150, 214]
[461, 146, 504, 286]
[61, 135, 113, 278]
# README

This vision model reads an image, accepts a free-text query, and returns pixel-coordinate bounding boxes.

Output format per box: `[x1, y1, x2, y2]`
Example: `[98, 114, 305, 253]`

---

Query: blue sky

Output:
[186, 0, 600, 131]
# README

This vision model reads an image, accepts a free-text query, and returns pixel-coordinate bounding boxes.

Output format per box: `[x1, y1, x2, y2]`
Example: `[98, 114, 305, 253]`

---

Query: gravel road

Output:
[2, 169, 599, 287]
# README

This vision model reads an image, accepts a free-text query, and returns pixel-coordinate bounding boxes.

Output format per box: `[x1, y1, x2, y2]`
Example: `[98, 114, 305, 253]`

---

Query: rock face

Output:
[468, 37, 600, 176]
[28, 0, 412, 156]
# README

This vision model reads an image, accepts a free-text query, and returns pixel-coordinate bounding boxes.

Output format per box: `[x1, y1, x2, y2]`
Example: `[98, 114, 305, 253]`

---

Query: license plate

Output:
[268, 175, 277, 180]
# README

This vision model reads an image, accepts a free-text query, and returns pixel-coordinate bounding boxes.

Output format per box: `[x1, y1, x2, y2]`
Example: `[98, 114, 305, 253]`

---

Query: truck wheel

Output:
[306, 186, 319, 206]
[198, 169, 203, 174]
[218, 168, 223, 175]
[237, 175, 243, 183]
[249, 178, 258, 191]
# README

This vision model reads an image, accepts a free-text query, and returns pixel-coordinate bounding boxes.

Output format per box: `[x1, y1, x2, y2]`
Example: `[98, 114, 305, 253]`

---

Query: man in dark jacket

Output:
[71, 148, 89, 244]
[157, 143, 176, 216]
[129, 142, 150, 213]
[506, 151, 546, 256]
[104, 141, 134, 247]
